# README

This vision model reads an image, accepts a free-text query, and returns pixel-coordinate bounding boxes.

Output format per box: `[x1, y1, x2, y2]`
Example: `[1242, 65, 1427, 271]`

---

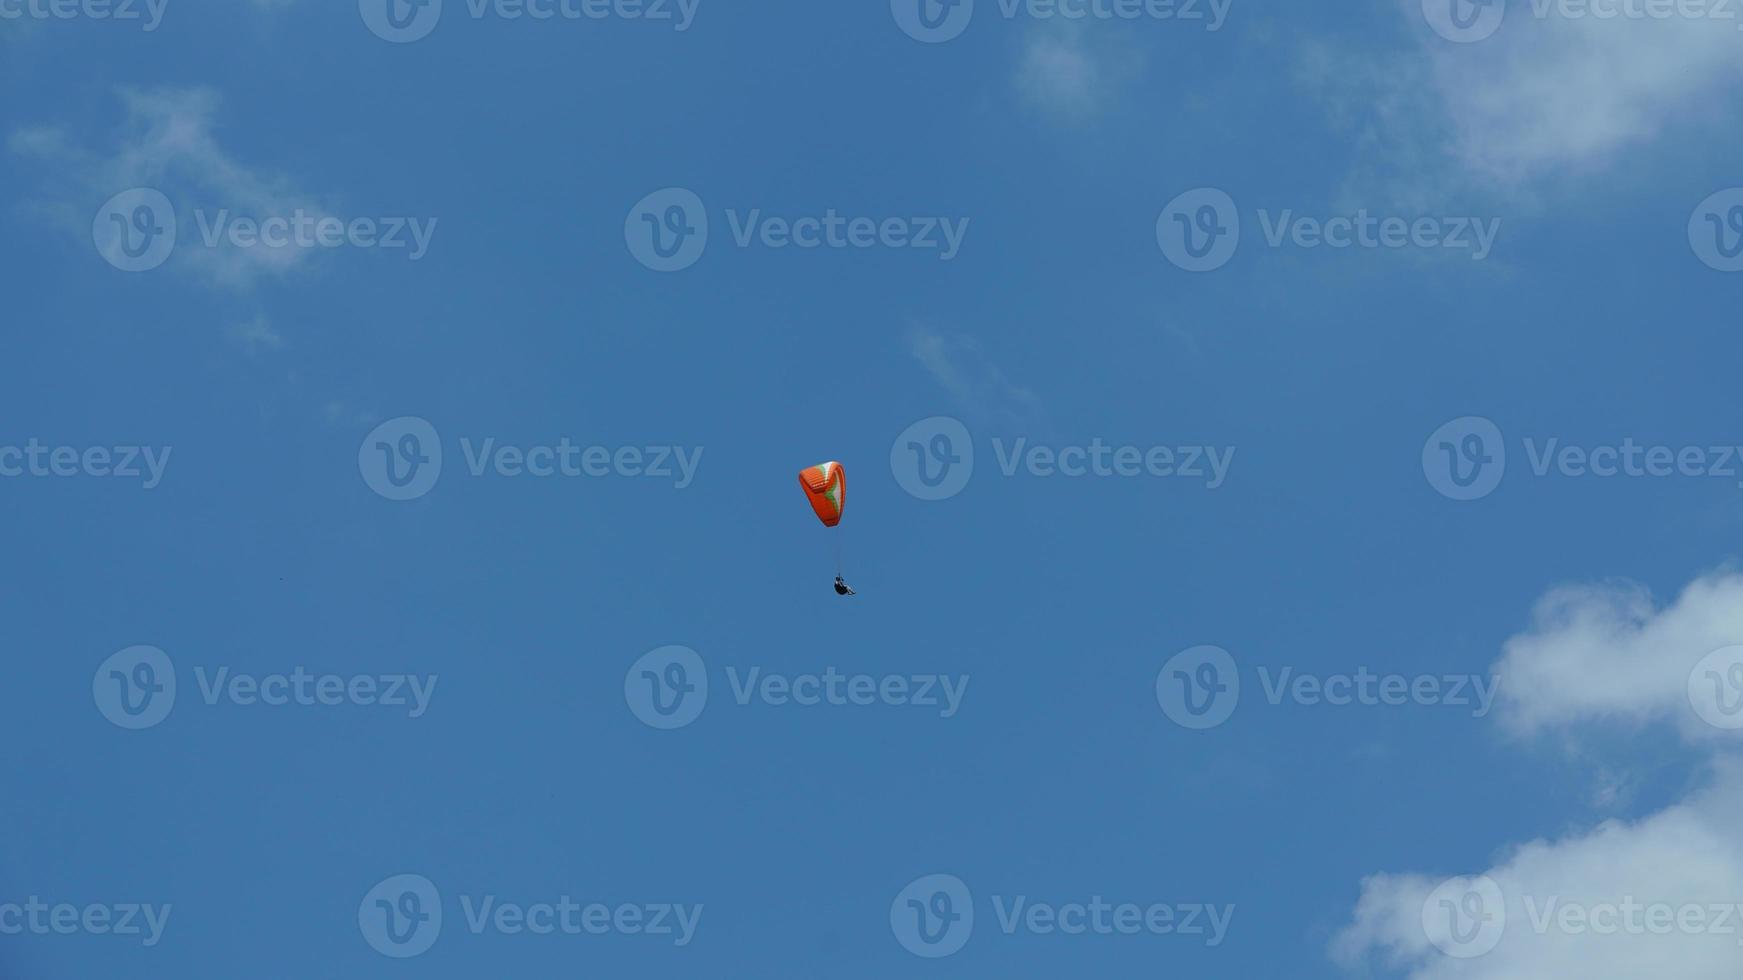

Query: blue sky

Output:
[5, 0, 1743, 977]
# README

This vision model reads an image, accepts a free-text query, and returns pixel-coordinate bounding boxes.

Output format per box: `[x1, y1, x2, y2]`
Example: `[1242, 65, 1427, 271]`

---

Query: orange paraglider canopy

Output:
[798, 461, 846, 527]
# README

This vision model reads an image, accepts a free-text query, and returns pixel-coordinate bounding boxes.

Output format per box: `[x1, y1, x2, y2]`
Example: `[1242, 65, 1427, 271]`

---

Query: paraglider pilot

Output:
[800, 462, 855, 597]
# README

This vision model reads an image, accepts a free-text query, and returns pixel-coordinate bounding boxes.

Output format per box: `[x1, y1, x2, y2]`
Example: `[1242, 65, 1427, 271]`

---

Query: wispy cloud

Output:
[1303, 1, 1743, 198]
[906, 324, 1045, 426]
[11, 86, 334, 289]
[1013, 21, 1142, 122]
[229, 315, 285, 355]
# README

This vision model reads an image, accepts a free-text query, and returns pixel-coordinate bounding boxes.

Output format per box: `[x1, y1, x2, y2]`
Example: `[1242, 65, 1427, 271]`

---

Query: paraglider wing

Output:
[798, 461, 846, 527]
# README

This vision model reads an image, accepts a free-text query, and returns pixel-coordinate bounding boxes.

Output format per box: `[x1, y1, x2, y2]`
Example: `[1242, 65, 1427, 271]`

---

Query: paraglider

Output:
[798, 461, 855, 596]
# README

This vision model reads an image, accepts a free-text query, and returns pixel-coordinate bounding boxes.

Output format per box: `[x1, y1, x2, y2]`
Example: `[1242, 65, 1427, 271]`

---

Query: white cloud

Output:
[1305, 2, 1743, 194]
[1491, 572, 1743, 741]
[1334, 571, 1743, 978]
[11, 86, 334, 289]
[1335, 762, 1743, 979]
[1431, 7, 1742, 183]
